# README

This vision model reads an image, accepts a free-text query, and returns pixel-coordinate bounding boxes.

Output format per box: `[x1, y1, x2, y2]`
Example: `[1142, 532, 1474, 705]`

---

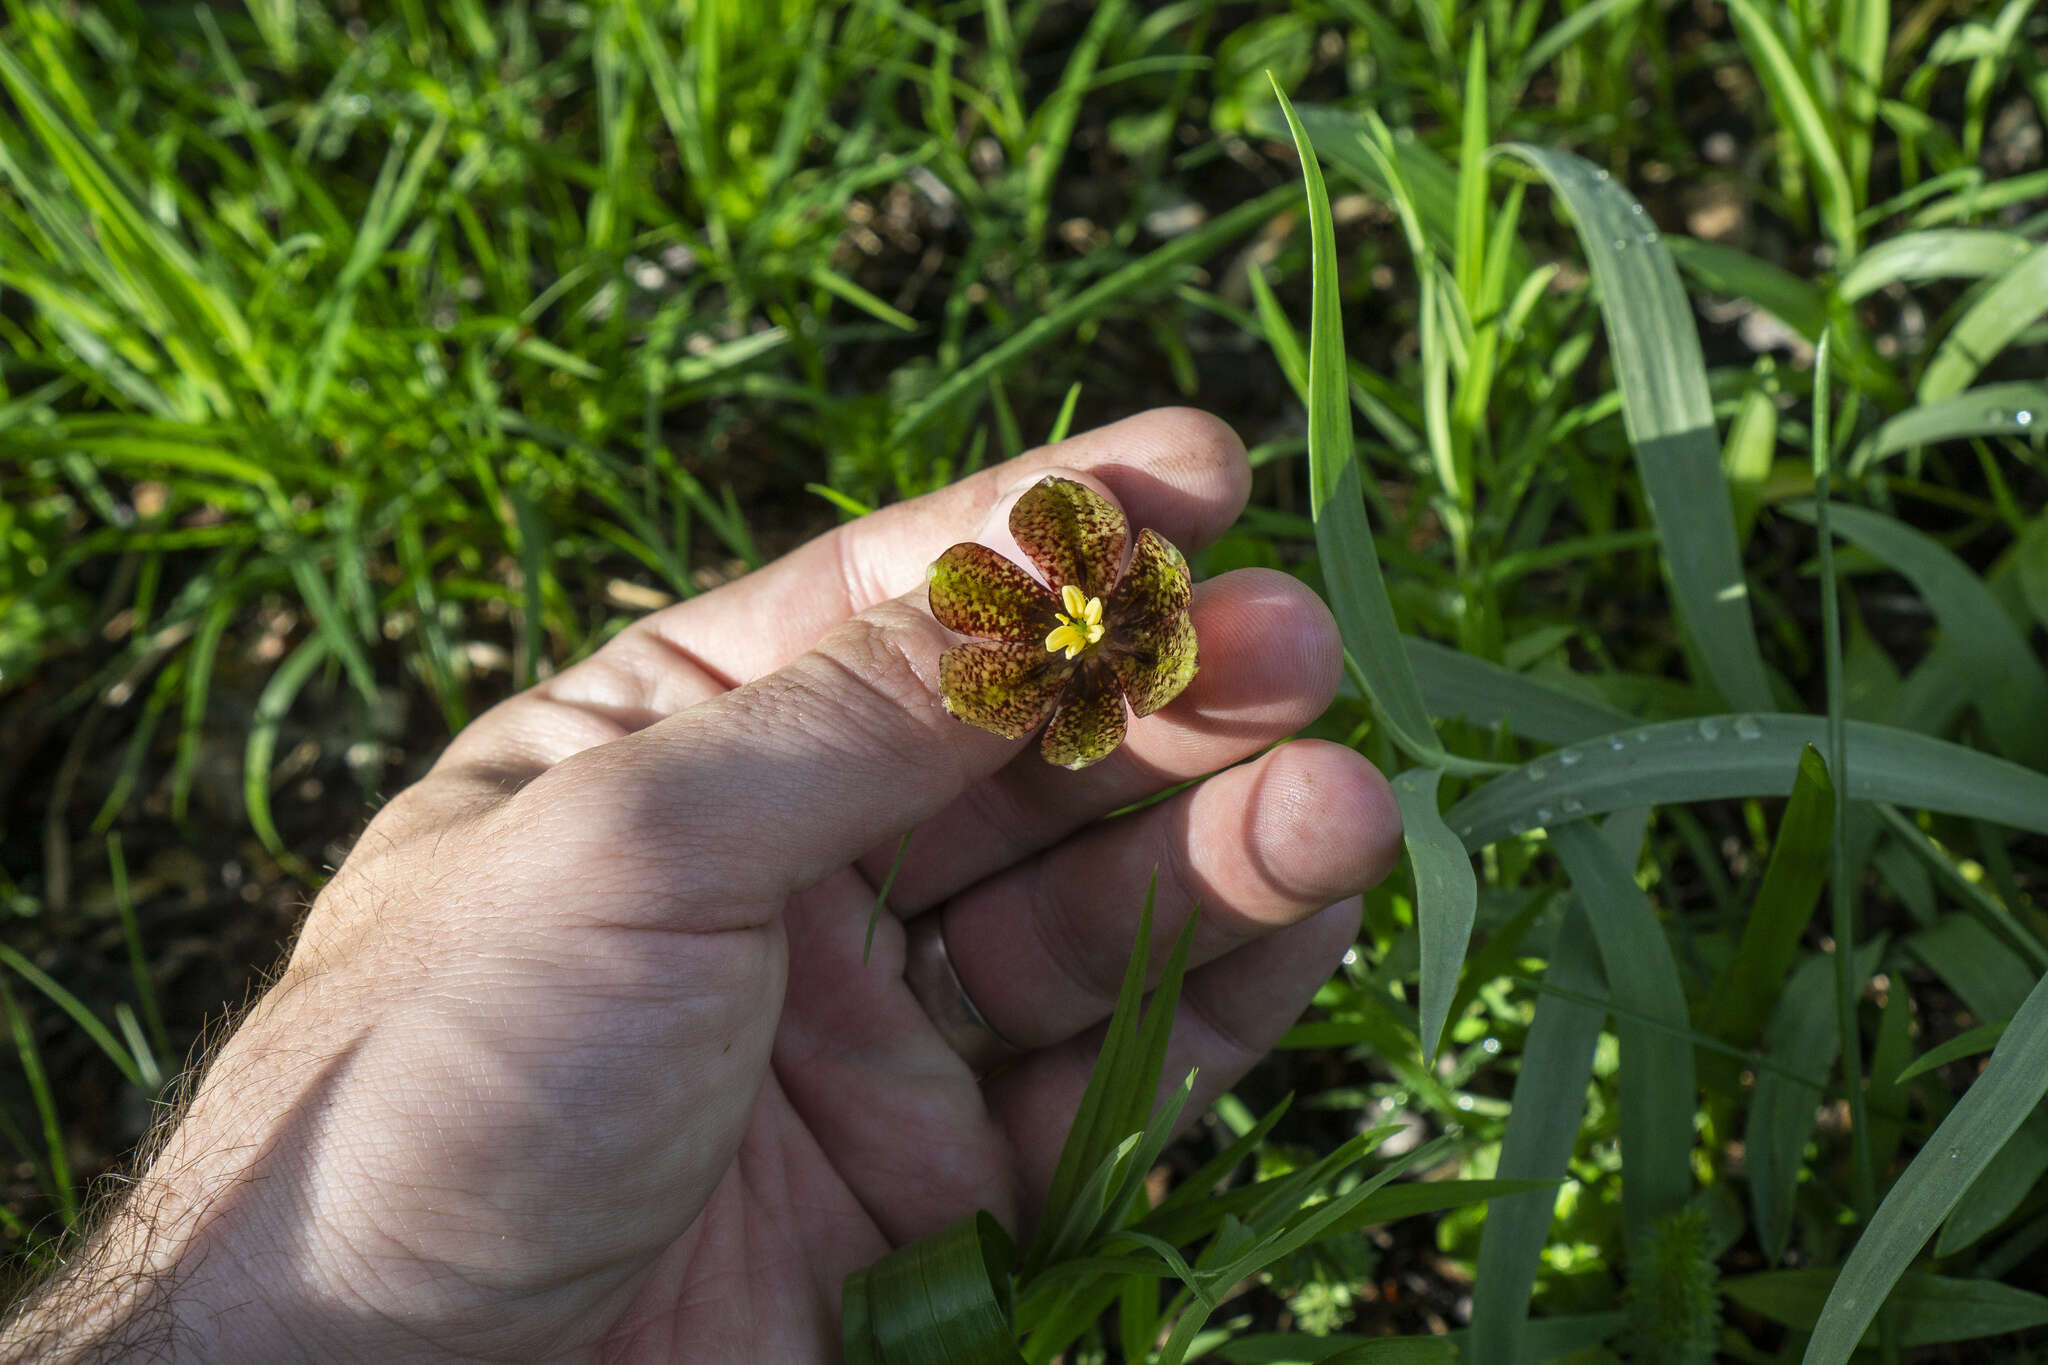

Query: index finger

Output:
[648, 406, 1250, 685]
[436, 409, 1251, 782]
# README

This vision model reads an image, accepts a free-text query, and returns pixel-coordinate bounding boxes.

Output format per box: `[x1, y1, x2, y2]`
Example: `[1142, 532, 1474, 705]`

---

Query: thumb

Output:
[539, 468, 1119, 922]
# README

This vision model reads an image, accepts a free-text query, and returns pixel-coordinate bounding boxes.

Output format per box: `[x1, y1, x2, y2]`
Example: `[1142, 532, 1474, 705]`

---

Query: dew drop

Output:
[1556, 747, 1581, 767]
[1526, 762, 1548, 782]
[1456, 1095, 1475, 1111]
[1986, 408, 2011, 425]
[1947, 1148, 1962, 1161]
[2017, 410, 2034, 428]
[1612, 236, 1632, 252]
[1535, 807, 1554, 825]
[1457, 824, 1475, 839]
[1562, 797, 1586, 816]
[1482, 1036, 1501, 1054]
[1608, 735, 1627, 752]
[1632, 727, 1654, 744]
[1593, 168, 1611, 181]
[1734, 714, 1764, 741]
[1697, 717, 1722, 740]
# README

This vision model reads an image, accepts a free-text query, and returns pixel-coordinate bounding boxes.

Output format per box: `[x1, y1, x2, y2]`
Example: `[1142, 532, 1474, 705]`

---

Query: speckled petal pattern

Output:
[1108, 528, 1192, 621]
[1008, 476, 1128, 600]
[1039, 665, 1129, 769]
[929, 542, 1060, 642]
[939, 640, 1073, 740]
[1110, 611, 1198, 717]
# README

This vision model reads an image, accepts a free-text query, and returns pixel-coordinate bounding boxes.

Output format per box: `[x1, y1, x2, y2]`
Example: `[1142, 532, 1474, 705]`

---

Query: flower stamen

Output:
[1044, 583, 1106, 660]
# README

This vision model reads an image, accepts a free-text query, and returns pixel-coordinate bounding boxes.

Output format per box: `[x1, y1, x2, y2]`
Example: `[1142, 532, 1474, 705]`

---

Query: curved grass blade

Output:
[1403, 637, 1634, 745]
[244, 635, 330, 884]
[1445, 715, 2048, 848]
[0, 943, 146, 1088]
[1801, 969, 2048, 1364]
[1919, 240, 2048, 402]
[1781, 500, 2048, 767]
[1895, 1021, 2006, 1084]
[1937, 1107, 2048, 1254]
[1837, 228, 2034, 302]
[1502, 145, 1772, 714]
[1551, 819, 1694, 1251]
[1271, 84, 1442, 766]
[1852, 381, 2048, 473]
[1392, 768, 1477, 1063]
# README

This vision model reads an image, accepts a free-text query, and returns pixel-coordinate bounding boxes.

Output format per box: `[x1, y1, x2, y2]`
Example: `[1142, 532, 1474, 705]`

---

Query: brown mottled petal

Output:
[1039, 665, 1129, 769]
[929, 542, 1060, 643]
[1109, 610, 1198, 718]
[1108, 527, 1192, 622]
[939, 640, 1074, 740]
[1009, 476, 1128, 600]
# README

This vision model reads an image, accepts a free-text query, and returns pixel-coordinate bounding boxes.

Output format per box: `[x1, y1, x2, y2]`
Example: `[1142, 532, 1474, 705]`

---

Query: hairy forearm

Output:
[1, 984, 365, 1363]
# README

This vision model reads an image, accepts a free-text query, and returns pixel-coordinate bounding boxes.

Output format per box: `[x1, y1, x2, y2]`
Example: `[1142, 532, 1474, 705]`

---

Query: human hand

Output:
[5, 410, 1401, 1362]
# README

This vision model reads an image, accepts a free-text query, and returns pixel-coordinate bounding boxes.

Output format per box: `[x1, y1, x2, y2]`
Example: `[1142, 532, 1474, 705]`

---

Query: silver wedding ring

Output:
[902, 912, 1023, 1079]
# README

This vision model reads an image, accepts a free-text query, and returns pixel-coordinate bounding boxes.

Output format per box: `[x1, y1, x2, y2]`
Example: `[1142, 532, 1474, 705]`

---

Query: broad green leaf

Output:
[1802, 969, 2048, 1363]
[1782, 500, 2048, 767]
[1502, 144, 1773, 714]
[1705, 746, 1834, 1050]
[1392, 768, 1477, 1062]
[1919, 240, 2048, 401]
[1551, 820, 1694, 1251]
[1271, 84, 1442, 765]
[1446, 715, 2048, 849]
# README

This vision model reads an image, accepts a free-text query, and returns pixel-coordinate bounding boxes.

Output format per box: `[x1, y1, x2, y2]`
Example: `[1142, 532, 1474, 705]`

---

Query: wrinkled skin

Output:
[3, 410, 1402, 1364]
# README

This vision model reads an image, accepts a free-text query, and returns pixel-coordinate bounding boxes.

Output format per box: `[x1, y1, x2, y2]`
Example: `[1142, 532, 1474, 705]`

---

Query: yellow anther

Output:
[1045, 586, 1107, 659]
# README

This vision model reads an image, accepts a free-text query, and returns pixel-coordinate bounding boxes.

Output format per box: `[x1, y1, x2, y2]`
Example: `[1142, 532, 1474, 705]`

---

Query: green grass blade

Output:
[1801, 967, 2048, 1362]
[1445, 714, 2048, 848]
[244, 635, 330, 884]
[1781, 500, 2048, 767]
[1402, 637, 1634, 745]
[1704, 745, 1835, 1049]
[1271, 84, 1442, 764]
[1746, 943, 1884, 1263]
[0, 979, 76, 1224]
[889, 185, 1298, 449]
[1502, 144, 1773, 714]
[1467, 900, 1607, 1365]
[1551, 818, 1695, 1251]
[1937, 1108, 2048, 1254]
[843, 1211, 1024, 1365]
[1918, 240, 2048, 402]
[1723, 0, 1859, 258]
[1896, 1021, 2006, 1084]
[1742, 1270, 2048, 1348]
[1853, 381, 2048, 473]
[1392, 768, 1477, 1063]
[1836, 228, 2034, 302]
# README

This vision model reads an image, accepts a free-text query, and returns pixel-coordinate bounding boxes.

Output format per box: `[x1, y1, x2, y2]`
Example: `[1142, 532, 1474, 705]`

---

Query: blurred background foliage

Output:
[2, 0, 2046, 1358]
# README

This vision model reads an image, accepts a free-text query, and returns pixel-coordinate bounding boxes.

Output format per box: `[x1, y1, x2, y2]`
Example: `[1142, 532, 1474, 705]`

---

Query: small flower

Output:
[928, 476, 1199, 769]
